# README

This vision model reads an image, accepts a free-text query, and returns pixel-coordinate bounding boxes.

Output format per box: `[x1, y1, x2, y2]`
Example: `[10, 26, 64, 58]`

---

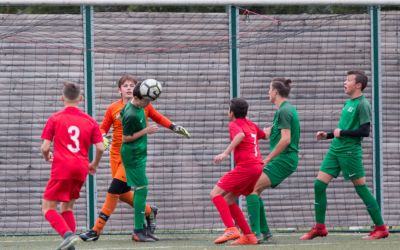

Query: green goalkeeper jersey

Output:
[120, 101, 147, 168]
[270, 101, 300, 154]
[330, 95, 371, 156]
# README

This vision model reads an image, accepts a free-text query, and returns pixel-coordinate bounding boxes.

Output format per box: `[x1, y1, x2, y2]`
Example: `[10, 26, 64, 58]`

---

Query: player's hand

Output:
[146, 124, 158, 135]
[263, 156, 271, 165]
[316, 131, 327, 140]
[172, 124, 191, 138]
[263, 127, 272, 139]
[44, 152, 53, 162]
[214, 153, 228, 164]
[103, 136, 110, 151]
[88, 162, 98, 175]
[333, 128, 341, 138]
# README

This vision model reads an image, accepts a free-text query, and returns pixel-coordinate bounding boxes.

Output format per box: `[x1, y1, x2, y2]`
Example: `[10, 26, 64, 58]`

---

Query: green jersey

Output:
[270, 101, 300, 154]
[120, 101, 147, 168]
[330, 95, 371, 156]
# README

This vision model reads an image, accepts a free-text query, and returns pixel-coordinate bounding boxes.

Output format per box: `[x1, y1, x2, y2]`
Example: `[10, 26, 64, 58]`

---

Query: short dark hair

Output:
[271, 78, 292, 97]
[117, 74, 138, 88]
[133, 81, 143, 99]
[347, 70, 368, 90]
[230, 98, 248, 118]
[63, 82, 80, 101]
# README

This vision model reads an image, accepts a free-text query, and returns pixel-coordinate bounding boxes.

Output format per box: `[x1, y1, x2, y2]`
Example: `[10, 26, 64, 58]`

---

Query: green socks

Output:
[133, 186, 148, 230]
[355, 184, 384, 226]
[314, 179, 328, 224]
[246, 194, 270, 235]
[259, 197, 269, 233]
[313, 180, 384, 226]
[246, 194, 260, 235]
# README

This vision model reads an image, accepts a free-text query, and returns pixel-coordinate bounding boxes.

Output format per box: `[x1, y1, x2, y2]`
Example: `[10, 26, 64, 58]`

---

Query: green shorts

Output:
[263, 152, 298, 188]
[123, 164, 148, 188]
[320, 150, 364, 180]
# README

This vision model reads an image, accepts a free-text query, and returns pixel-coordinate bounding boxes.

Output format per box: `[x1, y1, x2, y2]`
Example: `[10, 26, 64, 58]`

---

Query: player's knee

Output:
[108, 178, 129, 194]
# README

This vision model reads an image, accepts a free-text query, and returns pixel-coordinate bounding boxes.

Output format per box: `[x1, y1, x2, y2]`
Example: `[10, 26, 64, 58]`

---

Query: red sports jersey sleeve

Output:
[229, 118, 264, 166]
[41, 107, 103, 181]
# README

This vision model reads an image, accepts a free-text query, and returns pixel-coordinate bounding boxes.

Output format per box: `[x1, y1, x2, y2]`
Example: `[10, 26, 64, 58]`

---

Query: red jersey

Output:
[41, 106, 103, 181]
[229, 118, 265, 166]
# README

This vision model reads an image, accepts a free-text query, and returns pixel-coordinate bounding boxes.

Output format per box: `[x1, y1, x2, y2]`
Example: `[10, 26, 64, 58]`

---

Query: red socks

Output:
[212, 195, 235, 228]
[44, 209, 71, 237]
[61, 210, 76, 233]
[229, 203, 252, 234]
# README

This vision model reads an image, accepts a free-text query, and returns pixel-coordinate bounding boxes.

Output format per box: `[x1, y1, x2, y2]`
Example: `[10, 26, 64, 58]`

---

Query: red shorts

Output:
[217, 163, 263, 196]
[43, 179, 84, 202]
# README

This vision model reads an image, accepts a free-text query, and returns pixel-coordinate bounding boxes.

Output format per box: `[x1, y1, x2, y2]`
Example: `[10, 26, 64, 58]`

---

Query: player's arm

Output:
[214, 132, 245, 164]
[263, 128, 290, 165]
[262, 126, 271, 140]
[89, 142, 105, 175]
[41, 139, 53, 162]
[147, 104, 191, 138]
[334, 122, 370, 138]
[147, 103, 172, 128]
[100, 106, 113, 135]
[122, 124, 158, 143]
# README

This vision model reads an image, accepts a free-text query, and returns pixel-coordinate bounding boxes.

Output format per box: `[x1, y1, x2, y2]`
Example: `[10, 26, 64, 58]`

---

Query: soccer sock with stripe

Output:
[354, 184, 384, 226]
[314, 179, 328, 224]
[212, 195, 235, 228]
[93, 192, 119, 233]
[61, 210, 76, 233]
[259, 197, 270, 233]
[246, 194, 260, 235]
[119, 191, 152, 217]
[133, 186, 148, 230]
[44, 209, 71, 237]
[229, 203, 251, 234]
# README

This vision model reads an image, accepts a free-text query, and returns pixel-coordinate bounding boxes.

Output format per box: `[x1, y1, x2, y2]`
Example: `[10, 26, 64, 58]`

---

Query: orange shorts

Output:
[110, 153, 127, 183]
[43, 179, 84, 202]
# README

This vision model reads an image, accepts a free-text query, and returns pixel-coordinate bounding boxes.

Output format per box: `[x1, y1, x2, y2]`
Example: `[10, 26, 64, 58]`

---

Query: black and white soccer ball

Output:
[139, 79, 162, 101]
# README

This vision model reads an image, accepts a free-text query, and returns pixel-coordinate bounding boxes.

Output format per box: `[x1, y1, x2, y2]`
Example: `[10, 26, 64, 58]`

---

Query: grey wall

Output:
[0, 11, 399, 235]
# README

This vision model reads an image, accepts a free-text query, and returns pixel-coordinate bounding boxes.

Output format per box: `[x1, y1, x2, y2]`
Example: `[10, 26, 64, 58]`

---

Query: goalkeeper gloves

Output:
[170, 123, 191, 138]
[103, 135, 110, 151]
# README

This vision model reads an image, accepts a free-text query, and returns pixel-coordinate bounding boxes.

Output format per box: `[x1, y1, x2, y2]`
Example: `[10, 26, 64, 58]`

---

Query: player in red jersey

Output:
[210, 98, 266, 245]
[80, 74, 190, 242]
[41, 82, 104, 250]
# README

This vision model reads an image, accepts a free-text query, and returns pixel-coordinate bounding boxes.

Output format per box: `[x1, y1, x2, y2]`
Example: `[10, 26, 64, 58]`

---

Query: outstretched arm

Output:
[147, 104, 191, 138]
[214, 132, 245, 164]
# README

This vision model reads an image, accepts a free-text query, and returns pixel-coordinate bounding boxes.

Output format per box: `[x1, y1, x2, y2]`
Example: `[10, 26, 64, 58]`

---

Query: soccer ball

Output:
[139, 79, 162, 101]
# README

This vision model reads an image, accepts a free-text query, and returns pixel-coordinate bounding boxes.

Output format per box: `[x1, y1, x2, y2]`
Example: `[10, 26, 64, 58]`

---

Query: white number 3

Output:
[67, 125, 80, 153]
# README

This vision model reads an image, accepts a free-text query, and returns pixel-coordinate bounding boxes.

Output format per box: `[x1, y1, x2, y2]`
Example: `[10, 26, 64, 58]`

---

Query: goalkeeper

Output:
[80, 74, 190, 242]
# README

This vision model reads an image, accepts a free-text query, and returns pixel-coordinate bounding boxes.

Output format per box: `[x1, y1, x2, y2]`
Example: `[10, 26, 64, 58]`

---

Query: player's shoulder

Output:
[107, 99, 124, 110]
[65, 107, 98, 124]
[144, 102, 155, 111]
[358, 95, 370, 105]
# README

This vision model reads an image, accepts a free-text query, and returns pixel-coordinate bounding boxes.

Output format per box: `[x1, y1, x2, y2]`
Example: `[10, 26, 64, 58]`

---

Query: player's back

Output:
[42, 106, 101, 181]
[230, 118, 264, 167]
